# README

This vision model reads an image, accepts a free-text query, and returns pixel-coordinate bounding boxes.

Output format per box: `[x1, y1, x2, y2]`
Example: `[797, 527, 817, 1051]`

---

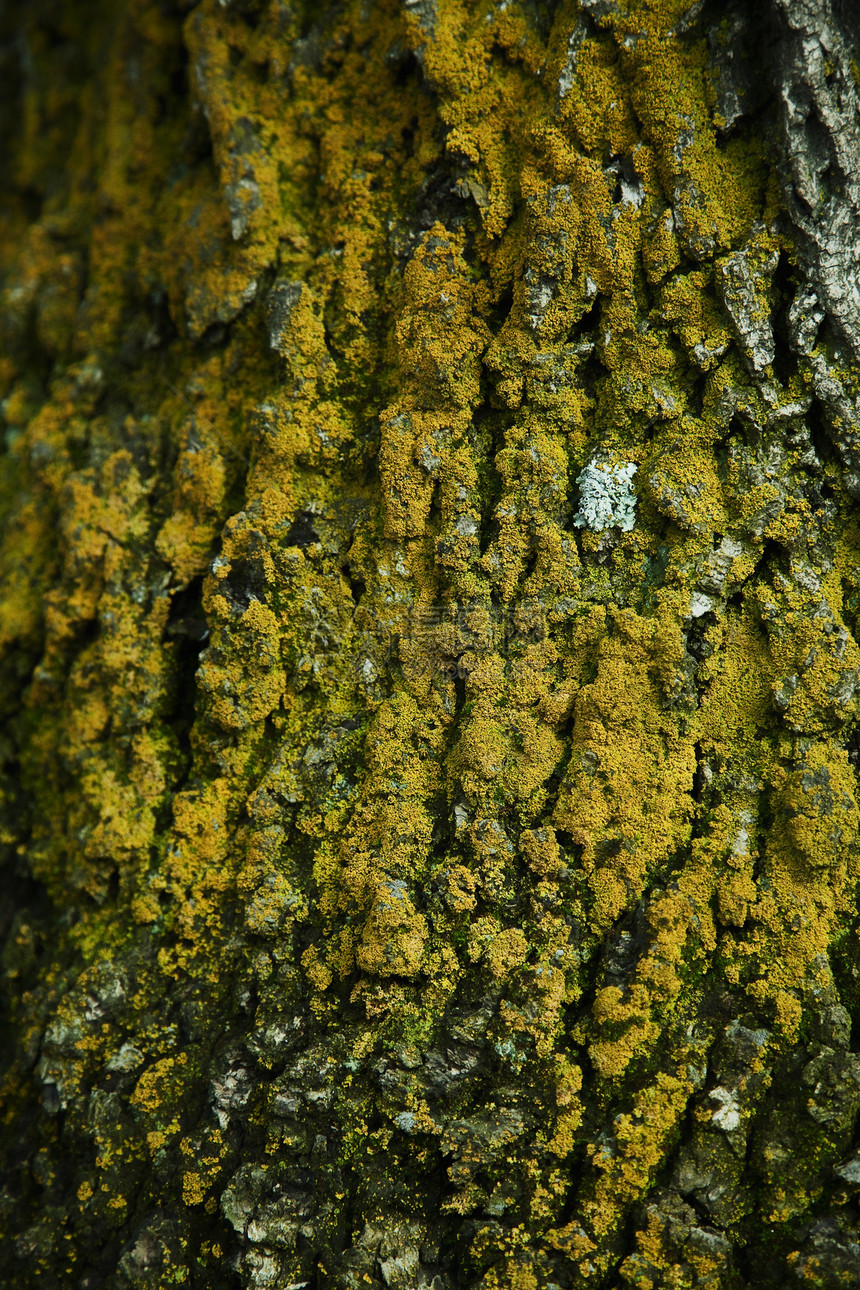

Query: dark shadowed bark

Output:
[4, 0, 860, 1286]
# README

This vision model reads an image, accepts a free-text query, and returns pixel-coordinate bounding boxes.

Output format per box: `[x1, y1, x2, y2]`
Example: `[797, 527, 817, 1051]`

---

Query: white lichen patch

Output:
[709, 1085, 742, 1132]
[574, 459, 638, 532]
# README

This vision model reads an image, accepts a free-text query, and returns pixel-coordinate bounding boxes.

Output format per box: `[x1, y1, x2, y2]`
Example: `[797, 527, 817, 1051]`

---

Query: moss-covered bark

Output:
[4, 0, 860, 1285]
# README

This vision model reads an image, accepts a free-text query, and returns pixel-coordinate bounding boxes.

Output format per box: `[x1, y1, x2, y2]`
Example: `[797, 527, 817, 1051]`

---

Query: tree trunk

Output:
[4, 0, 860, 1285]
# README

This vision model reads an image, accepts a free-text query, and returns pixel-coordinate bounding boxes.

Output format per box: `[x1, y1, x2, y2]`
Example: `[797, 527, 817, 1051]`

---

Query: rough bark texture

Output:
[4, 0, 860, 1286]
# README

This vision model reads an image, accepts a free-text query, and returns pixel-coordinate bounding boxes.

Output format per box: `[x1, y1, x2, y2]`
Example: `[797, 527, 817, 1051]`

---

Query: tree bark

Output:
[3, 0, 860, 1286]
